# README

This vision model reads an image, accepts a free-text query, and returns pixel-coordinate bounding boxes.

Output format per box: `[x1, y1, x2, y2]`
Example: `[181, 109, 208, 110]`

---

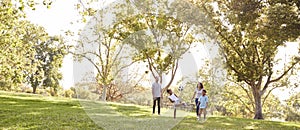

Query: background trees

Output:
[285, 92, 300, 121]
[0, 1, 66, 94]
[73, 0, 206, 102]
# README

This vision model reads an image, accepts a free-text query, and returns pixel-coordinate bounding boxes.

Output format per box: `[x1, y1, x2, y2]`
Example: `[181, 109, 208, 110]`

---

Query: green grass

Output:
[0, 91, 101, 129]
[173, 116, 300, 130]
[0, 91, 299, 130]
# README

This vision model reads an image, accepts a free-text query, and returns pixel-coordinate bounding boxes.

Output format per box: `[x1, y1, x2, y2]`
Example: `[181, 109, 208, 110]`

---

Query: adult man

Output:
[152, 76, 162, 115]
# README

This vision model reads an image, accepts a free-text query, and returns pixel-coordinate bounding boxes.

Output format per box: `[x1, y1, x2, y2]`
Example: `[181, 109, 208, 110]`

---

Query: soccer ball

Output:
[178, 85, 184, 91]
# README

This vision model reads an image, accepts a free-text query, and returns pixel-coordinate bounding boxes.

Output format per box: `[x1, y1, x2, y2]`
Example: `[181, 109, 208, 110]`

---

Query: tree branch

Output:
[70, 52, 103, 79]
[265, 60, 298, 91]
[227, 77, 255, 110]
[226, 91, 254, 113]
[262, 85, 284, 107]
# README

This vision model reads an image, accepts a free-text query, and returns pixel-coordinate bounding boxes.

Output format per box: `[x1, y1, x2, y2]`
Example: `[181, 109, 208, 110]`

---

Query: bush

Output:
[70, 87, 77, 98]
[64, 89, 75, 98]
[285, 109, 300, 121]
[25, 88, 33, 93]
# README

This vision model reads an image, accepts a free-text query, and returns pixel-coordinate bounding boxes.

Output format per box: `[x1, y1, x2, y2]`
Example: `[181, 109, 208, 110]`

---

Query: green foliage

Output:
[0, 1, 67, 94]
[218, 83, 285, 119]
[0, 2, 28, 89]
[199, 0, 300, 119]
[16, 0, 53, 11]
[64, 89, 75, 98]
[285, 92, 300, 121]
[114, 11, 198, 91]
[28, 35, 66, 94]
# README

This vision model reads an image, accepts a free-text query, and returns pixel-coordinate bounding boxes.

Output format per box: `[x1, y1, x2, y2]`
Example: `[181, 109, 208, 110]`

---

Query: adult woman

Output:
[191, 82, 204, 117]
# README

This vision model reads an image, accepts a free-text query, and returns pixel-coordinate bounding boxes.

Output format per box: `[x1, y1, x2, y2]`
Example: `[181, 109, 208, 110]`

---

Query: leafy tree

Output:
[195, 0, 300, 119]
[0, 1, 66, 94]
[112, 0, 208, 93]
[73, 1, 139, 101]
[0, 1, 32, 89]
[220, 81, 285, 119]
[116, 13, 196, 92]
[28, 34, 66, 94]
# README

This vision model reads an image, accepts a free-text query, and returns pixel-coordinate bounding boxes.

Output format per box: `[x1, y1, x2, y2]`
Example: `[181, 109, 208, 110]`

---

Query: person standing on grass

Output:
[197, 89, 208, 121]
[191, 82, 204, 118]
[152, 76, 162, 115]
[167, 89, 187, 119]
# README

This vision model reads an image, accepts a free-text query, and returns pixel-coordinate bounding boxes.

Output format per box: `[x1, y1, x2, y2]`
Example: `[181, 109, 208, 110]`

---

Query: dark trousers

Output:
[195, 98, 199, 116]
[153, 97, 161, 114]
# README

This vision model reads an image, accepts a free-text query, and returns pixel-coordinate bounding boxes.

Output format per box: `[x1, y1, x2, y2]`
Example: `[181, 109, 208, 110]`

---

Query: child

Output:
[197, 89, 208, 121]
[166, 89, 187, 119]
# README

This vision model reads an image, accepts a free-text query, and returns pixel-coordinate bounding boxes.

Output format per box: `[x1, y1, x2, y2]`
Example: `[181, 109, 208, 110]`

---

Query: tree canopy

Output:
[196, 0, 300, 119]
[0, 1, 66, 94]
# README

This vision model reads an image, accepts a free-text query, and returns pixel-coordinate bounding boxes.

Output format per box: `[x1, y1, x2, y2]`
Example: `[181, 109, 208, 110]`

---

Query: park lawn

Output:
[173, 116, 300, 130]
[0, 91, 101, 129]
[0, 91, 299, 130]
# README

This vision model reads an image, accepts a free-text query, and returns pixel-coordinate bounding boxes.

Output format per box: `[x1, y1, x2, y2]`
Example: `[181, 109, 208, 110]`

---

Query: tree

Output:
[112, 0, 208, 93]
[73, 1, 139, 101]
[116, 13, 195, 92]
[196, 0, 300, 119]
[0, 1, 66, 94]
[28, 34, 66, 94]
[0, 1, 34, 90]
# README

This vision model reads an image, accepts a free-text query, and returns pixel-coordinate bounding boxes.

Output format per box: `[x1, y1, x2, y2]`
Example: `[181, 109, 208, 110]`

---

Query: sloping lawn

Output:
[0, 91, 101, 129]
[0, 91, 299, 130]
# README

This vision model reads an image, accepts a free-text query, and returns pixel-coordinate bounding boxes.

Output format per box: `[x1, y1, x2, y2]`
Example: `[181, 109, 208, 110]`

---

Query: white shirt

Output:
[152, 82, 162, 98]
[195, 88, 203, 99]
[168, 93, 180, 104]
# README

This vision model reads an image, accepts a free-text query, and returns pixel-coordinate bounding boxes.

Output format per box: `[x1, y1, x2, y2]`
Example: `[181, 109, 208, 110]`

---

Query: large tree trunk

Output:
[253, 87, 263, 119]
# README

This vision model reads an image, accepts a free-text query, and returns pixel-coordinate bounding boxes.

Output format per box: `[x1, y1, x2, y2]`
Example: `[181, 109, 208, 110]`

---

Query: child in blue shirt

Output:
[197, 89, 208, 120]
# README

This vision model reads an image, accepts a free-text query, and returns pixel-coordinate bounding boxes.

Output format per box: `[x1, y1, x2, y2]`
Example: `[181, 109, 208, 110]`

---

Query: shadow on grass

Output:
[0, 94, 102, 129]
[78, 100, 189, 129]
[108, 103, 151, 117]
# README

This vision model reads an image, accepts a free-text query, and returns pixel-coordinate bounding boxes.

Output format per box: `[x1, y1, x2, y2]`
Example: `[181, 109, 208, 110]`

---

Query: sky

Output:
[25, 0, 80, 89]
[25, 0, 299, 101]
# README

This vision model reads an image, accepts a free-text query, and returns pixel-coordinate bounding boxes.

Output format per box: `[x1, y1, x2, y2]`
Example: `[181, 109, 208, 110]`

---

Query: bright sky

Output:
[25, 0, 80, 89]
[25, 0, 299, 101]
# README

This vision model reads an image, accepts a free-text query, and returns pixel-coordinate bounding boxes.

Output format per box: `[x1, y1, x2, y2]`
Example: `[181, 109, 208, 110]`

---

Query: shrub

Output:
[64, 89, 75, 98]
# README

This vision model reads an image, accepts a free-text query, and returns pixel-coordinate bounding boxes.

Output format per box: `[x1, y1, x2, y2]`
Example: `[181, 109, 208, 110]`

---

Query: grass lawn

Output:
[0, 91, 299, 130]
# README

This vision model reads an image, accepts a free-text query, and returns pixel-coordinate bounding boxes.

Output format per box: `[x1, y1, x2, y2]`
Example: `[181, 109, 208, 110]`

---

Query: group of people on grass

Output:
[151, 76, 208, 120]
